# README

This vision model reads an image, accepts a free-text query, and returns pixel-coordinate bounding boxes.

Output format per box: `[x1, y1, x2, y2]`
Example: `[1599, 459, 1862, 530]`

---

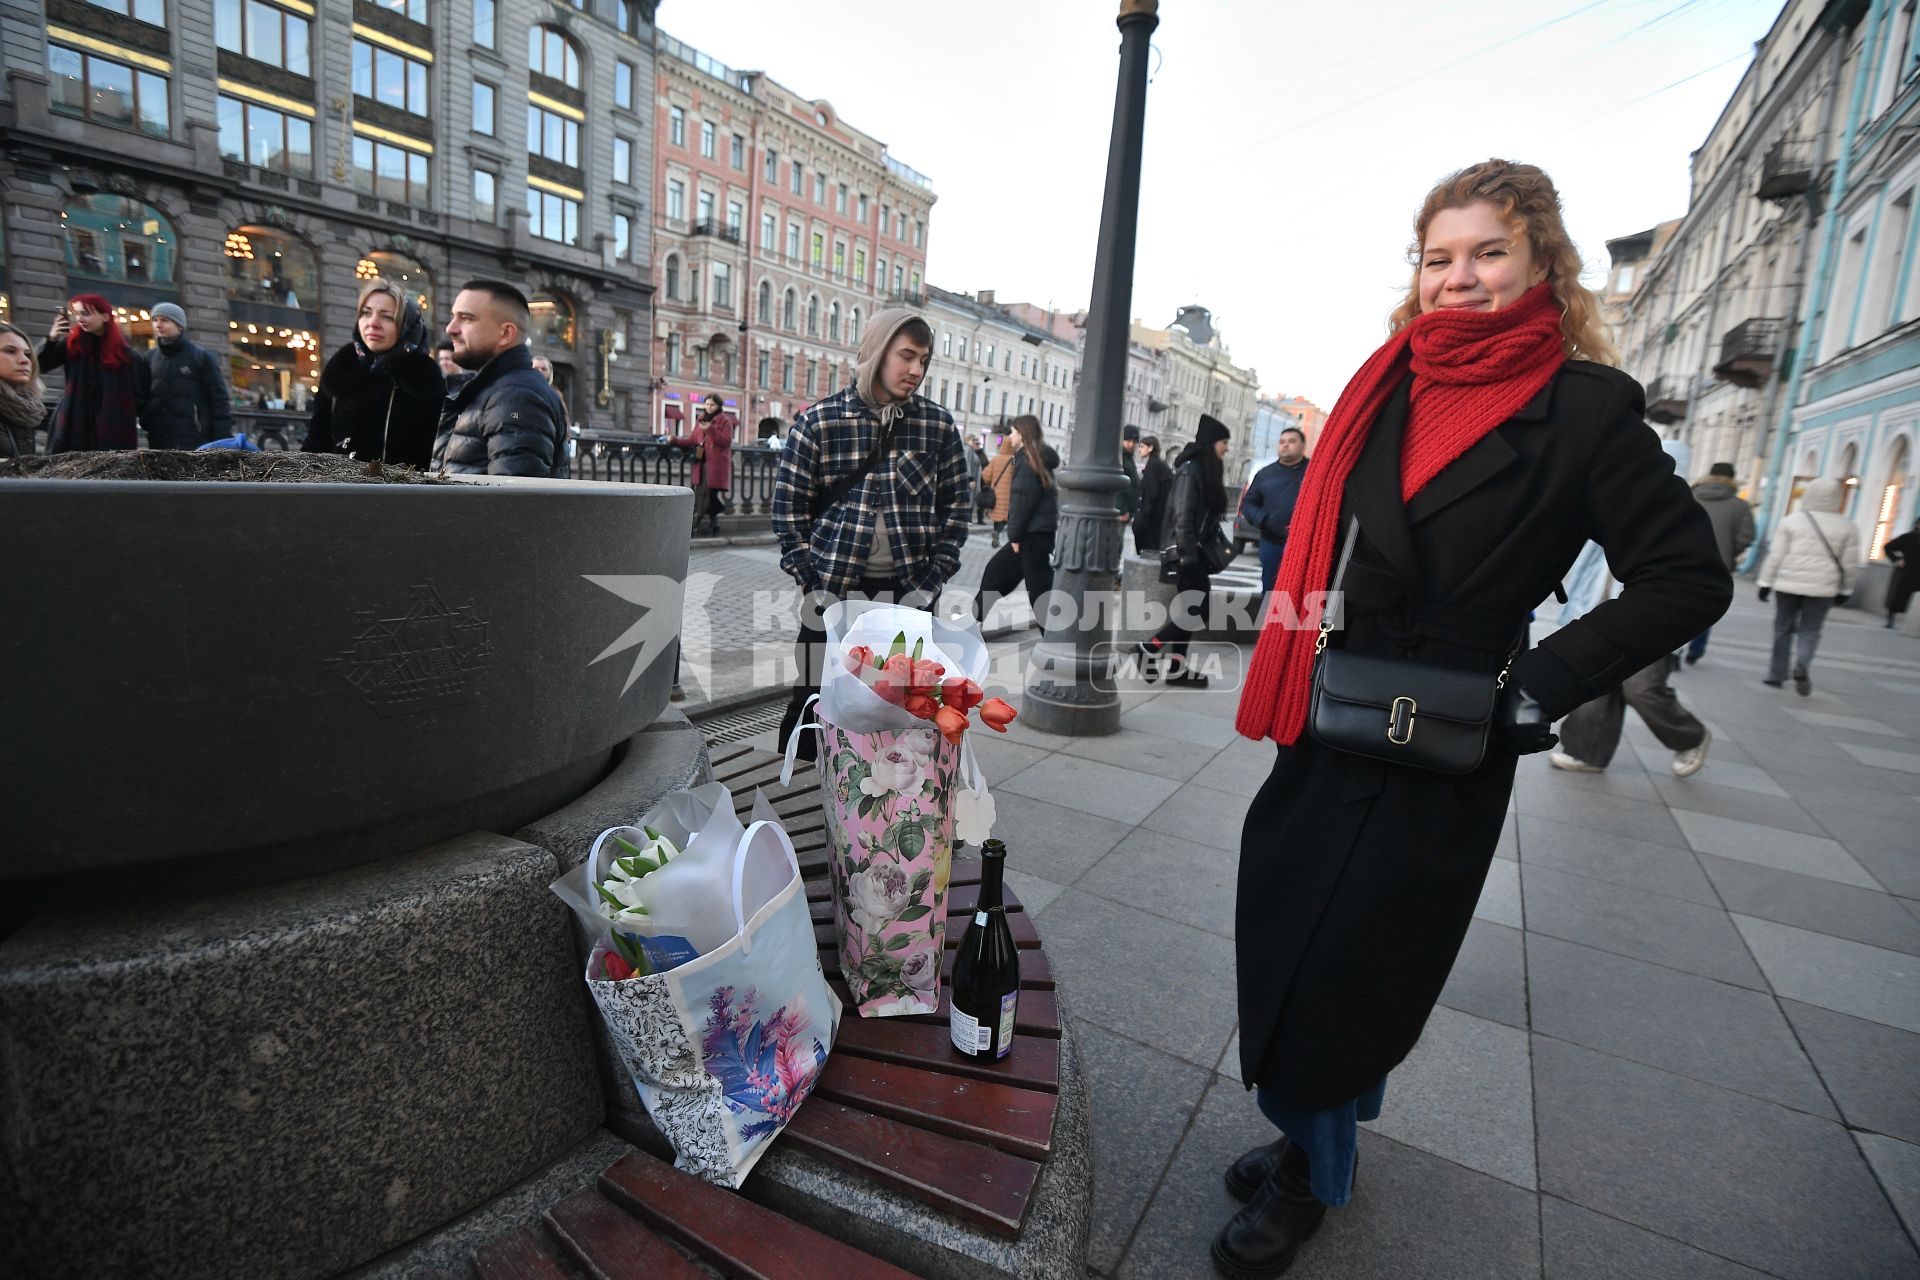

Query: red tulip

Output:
[941, 676, 984, 710]
[910, 658, 945, 697]
[604, 951, 635, 981]
[872, 653, 914, 706]
[978, 697, 1018, 732]
[934, 703, 969, 745]
[844, 643, 876, 676]
[904, 693, 939, 721]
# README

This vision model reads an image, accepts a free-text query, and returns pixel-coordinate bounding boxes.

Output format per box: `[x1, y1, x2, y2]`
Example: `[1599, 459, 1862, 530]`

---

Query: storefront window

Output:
[224, 224, 322, 410]
[529, 292, 575, 348]
[359, 249, 434, 319]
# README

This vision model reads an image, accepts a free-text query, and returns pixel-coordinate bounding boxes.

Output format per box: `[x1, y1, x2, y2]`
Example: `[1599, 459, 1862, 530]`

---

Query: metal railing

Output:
[1757, 138, 1815, 202]
[1714, 317, 1786, 387]
[690, 220, 743, 244]
[1644, 376, 1688, 424]
[572, 433, 783, 514]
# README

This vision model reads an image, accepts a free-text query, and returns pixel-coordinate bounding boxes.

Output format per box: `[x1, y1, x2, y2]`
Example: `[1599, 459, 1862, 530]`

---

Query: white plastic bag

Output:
[814, 599, 992, 735]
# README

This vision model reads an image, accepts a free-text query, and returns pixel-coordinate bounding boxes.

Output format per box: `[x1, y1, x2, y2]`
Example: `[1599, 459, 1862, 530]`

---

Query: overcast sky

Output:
[659, 0, 1783, 408]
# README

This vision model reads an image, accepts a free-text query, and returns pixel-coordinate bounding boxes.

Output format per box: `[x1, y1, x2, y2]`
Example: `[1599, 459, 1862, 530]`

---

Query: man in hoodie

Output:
[1757, 475, 1860, 696]
[773, 309, 969, 755]
[1683, 461, 1755, 664]
[141, 302, 233, 449]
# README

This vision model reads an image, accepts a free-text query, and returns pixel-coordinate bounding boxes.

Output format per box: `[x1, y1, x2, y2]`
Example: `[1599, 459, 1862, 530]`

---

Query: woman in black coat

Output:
[972, 414, 1058, 623]
[1883, 518, 1919, 626]
[1135, 433, 1172, 554]
[302, 277, 443, 467]
[1213, 161, 1731, 1278]
[1136, 415, 1231, 687]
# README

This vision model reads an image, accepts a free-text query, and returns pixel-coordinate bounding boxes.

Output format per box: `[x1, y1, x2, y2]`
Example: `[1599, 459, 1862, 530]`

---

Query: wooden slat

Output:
[833, 1015, 1061, 1092]
[807, 860, 982, 902]
[814, 1053, 1056, 1161]
[781, 1099, 1041, 1238]
[598, 1150, 917, 1280]
[543, 1187, 706, 1280]
[812, 913, 1035, 951]
[705, 742, 759, 774]
[826, 977, 1062, 1038]
[810, 888, 1029, 924]
[472, 1229, 573, 1280]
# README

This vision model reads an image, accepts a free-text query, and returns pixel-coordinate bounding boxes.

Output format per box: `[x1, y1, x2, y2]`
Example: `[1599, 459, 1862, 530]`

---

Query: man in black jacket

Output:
[434, 280, 568, 477]
[1240, 426, 1308, 594]
[142, 302, 233, 449]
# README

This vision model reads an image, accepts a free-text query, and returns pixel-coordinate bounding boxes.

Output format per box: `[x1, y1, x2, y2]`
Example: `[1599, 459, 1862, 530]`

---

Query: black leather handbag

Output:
[1307, 518, 1513, 774]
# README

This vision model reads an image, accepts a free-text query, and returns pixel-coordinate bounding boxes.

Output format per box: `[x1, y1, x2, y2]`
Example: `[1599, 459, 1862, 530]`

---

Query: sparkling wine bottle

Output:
[949, 839, 1018, 1059]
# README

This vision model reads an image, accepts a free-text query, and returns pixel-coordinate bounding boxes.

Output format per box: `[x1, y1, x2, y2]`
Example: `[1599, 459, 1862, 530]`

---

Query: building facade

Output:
[0, 0, 662, 432]
[1240, 397, 1300, 491]
[1127, 312, 1260, 480]
[921, 286, 1078, 455]
[648, 31, 933, 436]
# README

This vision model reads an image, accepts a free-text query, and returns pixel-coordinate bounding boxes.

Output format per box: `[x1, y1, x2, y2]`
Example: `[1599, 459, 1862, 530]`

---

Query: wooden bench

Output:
[456, 741, 1068, 1277]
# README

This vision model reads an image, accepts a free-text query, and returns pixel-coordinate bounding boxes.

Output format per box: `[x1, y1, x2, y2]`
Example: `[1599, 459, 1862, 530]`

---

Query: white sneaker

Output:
[1672, 729, 1711, 778]
[1549, 752, 1605, 773]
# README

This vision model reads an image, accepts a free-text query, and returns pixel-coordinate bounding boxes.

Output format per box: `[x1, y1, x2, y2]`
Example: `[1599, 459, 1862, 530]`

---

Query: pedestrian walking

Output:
[1224, 160, 1729, 1279]
[1135, 433, 1172, 556]
[140, 302, 234, 450]
[973, 415, 1058, 625]
[1757, 475, 1860, 695]
[304, 278, 444, 468]
[674, 393, 737, 536]
[1881, 517, 1919, 628]
[0, 321, 49, 458]
[433, 280, 568, 477]
[40, 294, 146, 453]
[772, 309, 969, 759]
[1684, 461, 1755, 664]
[981, 437, 1016, 547]
[1241, 426, 1310, 595]
[963, 433, 985, 519]
[1119, 423, 1142, 536]
[1136, 414, 1233, 688]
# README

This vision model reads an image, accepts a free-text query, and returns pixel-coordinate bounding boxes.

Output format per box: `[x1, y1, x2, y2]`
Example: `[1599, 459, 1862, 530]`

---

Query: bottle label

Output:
[996, 991, 1017, 1059]
[951, 1006, 988, 1054]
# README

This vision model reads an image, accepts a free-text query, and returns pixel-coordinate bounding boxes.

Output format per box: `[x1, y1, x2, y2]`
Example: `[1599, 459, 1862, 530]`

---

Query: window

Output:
[472, 81, 495, 135]
[757, 280, 772, 322]
[697, 190, 715, 224]
[914, 221, 924, 249]
[765, 149, 778, 183]
[985, 344, 995, 368]
[854, 249, 866, 283]
[897, 212, 908, 239]
[664, 255, 680, 299]
[807, 295, 819, 336]
[696, 345, 709, 381]
[524, 186, 580, 245]
[757, 350, 770, 388]
[894, 265, 905, 293]
[216, 94, 312, 173]
[790, 163, 803, 196]
[806, 362, 815, 397]
[64, 193, 176, 287]
[760, 211, 776, 251]
[876, 257, 887, 288]
[713, 262, 732, 309]
[353, 40, 429, 116]
[836, 184, 848, 214]
[669, 106, 685, 147]
[880, 205, 889, 235]
[473, 0, 495, 48]
[612, 136, 632, 184]
[88, 0, 164, 21]
[372, 0, 426, 18]
[700, 120, 716, 158]
[613, 213, 631, 261]
[666, 179, 685, 222]
[616, 0, 641, 35]
[665, 332, 680, 374]
[848, 308, 861, 345]
[216, 0, 311, 75]
[782, 353, 794, 392]
[833, 241, 845, 276]
[223, 224, 321, 400]
[351, 136, 429, 203]
[941, 331, 952, 357]
[811, 232, 824, 267]
[857, 194, 868, 222]
[1869, 189, 1912, 330]
[813, 173, 826, 204]
[782, 289, 796, 330]
[528, 25, 582, 89]
[48, 43, 170, 137]
[731, 134, 745, 168]
[614, 60, 634, 110]
[527, 105, 581, 167]
[786, 223, 801, 259]
[828, 301, 841, 341]
[472, 168, 497, 223]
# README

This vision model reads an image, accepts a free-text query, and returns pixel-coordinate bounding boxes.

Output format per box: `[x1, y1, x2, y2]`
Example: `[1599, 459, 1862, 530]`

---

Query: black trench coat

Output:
[1237, 361, 1732, 1111]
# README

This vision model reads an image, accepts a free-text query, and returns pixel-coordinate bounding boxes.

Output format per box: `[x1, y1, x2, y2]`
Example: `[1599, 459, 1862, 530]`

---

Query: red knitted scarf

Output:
[1235, 281, 1568, 745]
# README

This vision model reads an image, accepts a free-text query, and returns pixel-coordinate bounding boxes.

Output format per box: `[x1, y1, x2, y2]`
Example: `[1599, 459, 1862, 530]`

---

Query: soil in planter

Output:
[0, 450, 451, 484]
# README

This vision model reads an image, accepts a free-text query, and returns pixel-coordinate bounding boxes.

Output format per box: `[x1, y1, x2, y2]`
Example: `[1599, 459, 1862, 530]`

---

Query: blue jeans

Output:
[1686, 627, 1710, 661]
[1255, 1077, 1388, 1207]
[1258, 536, 1287, 596]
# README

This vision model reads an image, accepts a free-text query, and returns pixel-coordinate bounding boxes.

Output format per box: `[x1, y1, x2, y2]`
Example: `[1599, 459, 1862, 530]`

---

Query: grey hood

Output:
[1797, 476, 1846, 514]
[856, 307, 927, 424]
[1692, 481, 1740, 502]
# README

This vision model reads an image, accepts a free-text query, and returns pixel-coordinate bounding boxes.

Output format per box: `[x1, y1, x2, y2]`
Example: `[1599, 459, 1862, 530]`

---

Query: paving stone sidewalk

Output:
[764, 581, 1920, 1278]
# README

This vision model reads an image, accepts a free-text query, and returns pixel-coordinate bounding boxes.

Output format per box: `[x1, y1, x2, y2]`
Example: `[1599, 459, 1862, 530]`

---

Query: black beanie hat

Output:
[1196, 414, 1230, 448]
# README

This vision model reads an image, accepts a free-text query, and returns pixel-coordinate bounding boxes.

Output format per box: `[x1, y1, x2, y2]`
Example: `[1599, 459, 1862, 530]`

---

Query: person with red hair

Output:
[40, 294, 147, 453]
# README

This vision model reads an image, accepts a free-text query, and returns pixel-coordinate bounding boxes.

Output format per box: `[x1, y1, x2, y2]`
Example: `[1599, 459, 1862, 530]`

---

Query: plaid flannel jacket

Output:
[772, 386, 971, 596]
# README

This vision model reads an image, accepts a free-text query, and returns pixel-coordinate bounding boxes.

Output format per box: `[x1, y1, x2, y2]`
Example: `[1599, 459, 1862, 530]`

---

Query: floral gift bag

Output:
[782, 601, 1013, 1017]
[575, 819, 841, 1188]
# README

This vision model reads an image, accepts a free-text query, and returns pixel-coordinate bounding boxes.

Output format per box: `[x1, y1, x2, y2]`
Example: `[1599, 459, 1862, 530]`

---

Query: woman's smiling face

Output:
[1417, 201, 1546, 315]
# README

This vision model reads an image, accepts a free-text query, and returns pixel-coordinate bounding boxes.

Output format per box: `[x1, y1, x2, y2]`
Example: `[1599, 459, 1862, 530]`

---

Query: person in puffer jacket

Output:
[1757, 475, 1861, 695]
[433, 279, 568, 477]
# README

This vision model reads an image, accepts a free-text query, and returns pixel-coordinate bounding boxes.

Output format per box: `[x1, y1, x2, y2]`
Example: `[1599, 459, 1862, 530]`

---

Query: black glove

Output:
[1833, 593, 1850, 606]
[1758, 586, 1772, 603]
[1496, 684, 1559, 756]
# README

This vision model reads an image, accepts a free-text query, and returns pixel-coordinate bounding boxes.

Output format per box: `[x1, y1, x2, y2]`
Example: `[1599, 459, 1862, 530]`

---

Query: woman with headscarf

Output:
[1136, 414, 1232, 687]
[40, 294, 146, 453]
[1212, 161, 1729, 1278]
[303, 277, 444, 467]
[0, 321, 49, 457]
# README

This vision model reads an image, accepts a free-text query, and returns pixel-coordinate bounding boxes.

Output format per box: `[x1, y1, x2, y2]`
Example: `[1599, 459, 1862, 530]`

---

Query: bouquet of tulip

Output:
[841, 631, 1018, 746]
[592, 826, 685, 980]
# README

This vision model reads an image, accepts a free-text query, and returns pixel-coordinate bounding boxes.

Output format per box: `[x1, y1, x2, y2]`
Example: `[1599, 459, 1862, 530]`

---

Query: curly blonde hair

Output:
[1388, 159, 1617, 366]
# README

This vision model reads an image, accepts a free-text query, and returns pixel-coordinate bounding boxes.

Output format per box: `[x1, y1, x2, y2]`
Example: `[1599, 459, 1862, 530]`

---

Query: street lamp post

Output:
[1022, 0, 1158, 737]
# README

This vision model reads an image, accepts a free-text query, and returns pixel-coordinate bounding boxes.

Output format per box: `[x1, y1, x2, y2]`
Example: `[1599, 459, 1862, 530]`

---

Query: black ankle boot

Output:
[1224, 1138, 1294, 1203]
[1210, 1165, 1325, 1279]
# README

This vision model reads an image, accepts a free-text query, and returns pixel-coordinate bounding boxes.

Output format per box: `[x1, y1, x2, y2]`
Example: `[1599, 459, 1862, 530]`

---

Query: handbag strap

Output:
[817, 419, 897, 516]
[1800, 511, 1847, 579]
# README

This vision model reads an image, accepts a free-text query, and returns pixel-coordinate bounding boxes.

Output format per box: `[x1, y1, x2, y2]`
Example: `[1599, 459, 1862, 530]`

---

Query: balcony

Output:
[1757, 138, 1815, 202]
[690, 220, 743, 244]
[1713, 317, 1786, 388]
[1644, 376, 1688, 425]
[888, 289, 925, 307]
